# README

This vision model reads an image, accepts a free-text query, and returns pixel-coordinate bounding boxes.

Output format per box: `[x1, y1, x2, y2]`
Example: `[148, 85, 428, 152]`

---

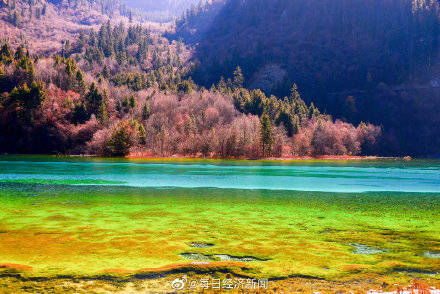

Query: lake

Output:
[0, 156, 439, 282]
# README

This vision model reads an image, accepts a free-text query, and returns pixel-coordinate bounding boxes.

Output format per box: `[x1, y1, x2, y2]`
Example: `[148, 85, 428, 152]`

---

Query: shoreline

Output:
[0, 267, 438, 293]
[0, 153, 418, 162]
[125, 154, 403, 162]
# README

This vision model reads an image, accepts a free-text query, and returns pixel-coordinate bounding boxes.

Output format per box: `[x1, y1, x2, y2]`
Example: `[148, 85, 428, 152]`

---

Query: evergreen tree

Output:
[289, 84, 301, 101]
[177, 80, 194, 94]
[98, 96, 108, 123]
[247, 90, 265, 116]
[72, 103, 88, 124]
[141, 103, 150, 120]
[85, 83, 104, 117]
[232, 66, 244, 89]
[129, 95, 136, 108]
[107, 121, 133, 156]
[75, 70, 86, 93]
[16, 55, 35, 82]
[14, 46, 26, 60]
[260, 114, 274, 157]
[0, 43, 14, 65]
[65, 58, 77, 76]
[276, 110, 295, 136]
[10, 81, 45, 120]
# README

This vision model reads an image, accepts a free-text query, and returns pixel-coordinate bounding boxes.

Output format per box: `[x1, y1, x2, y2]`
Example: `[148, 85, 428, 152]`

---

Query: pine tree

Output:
[177, 80, 193, 94]
[308, 103, 320, 119]
[65, 58, 77, 76]
[28, 81, 45, 109]
[98, 98, 108, 124]
[248, 90, 265, 116]
[72, 104, 88, 124]
[107, 121, 133, 156]
[217, 76, 227, 92]
[16, 55, 35, 82]
[0, 43, 14, 64]
[75, 70, 86, 93]
[85, 83, 104, 117]
[141, 103, 150, 120]
[15, 45, 26, 60]
[276, 110, 295, 136]
[129, 95, 136, 108]
[260, 114, 274, 157]
[232, 66, 244, 89]
[10, 81, 45, 121]
[289, 84, 301, 101]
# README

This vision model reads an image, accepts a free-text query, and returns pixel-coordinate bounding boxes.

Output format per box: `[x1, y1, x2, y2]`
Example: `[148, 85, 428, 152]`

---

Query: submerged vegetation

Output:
[0, 1, 439, 293]
[0, 175, 439, 284]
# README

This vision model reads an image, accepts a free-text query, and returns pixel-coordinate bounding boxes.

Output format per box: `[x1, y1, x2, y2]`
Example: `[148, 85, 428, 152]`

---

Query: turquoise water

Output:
[0, 156, 439, 279]
[0, 156, 439, 192]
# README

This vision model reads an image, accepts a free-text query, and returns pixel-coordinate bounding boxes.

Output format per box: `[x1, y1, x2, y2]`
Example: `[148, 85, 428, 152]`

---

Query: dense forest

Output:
[4, 0, 440, 157]
[173, 0, 440, 156]
[0, 15, 379, 157]
[120, 0, 201, 22]
[173, 0, 225, 43]
[122, 0, 200, 15]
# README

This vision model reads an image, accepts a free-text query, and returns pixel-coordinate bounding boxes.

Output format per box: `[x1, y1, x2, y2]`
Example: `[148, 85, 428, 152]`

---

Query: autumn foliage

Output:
[0, 26, 380, 158]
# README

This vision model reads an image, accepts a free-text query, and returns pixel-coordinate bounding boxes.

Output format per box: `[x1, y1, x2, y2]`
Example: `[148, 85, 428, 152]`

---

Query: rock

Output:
[350, 244, 388, 255]
[423, 251, 440, 259]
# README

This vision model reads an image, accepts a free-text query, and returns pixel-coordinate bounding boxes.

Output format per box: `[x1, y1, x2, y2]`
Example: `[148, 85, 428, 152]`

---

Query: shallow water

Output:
[1, 156, 440, 192]
[0, 156, 439, 280]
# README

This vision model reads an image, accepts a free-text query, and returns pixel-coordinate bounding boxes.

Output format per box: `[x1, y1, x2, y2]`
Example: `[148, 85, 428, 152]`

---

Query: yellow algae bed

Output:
[0, 157, 439, 292]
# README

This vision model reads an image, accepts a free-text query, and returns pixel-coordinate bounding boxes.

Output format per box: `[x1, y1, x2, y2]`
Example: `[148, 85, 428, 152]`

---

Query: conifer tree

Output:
[141, 103, 150, 120]
[232, 66, 244, 89]
[85, 83, 104, 117]
[0, 43, 14, 65]
[107, 121, 133, 156]
[260, 114, 274, 157]
[75, 70, 86, 93]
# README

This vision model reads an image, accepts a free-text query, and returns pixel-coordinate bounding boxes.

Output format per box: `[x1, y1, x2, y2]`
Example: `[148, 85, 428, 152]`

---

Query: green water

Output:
[0, 156, 439, 280]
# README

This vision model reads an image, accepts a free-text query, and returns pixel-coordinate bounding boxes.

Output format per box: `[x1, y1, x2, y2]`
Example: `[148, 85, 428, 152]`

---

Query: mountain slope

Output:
[185, 0, 439, 93]
[122, 0, 199, 14]
[0, 0, 132, 55]
[174, 0, 440, 156]
[121, 0, 200, 21]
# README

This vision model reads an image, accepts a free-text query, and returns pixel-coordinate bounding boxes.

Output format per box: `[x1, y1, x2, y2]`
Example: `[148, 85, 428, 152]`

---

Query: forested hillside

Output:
[0, 10, 379, 158]
[174, 0, 440, 157]
[6, 0, 438, 158]
[0, 0, 136, 54]
[122, 0, 199, 14]
[121, 0, 200, 22]
[173, 0, 225, 43]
